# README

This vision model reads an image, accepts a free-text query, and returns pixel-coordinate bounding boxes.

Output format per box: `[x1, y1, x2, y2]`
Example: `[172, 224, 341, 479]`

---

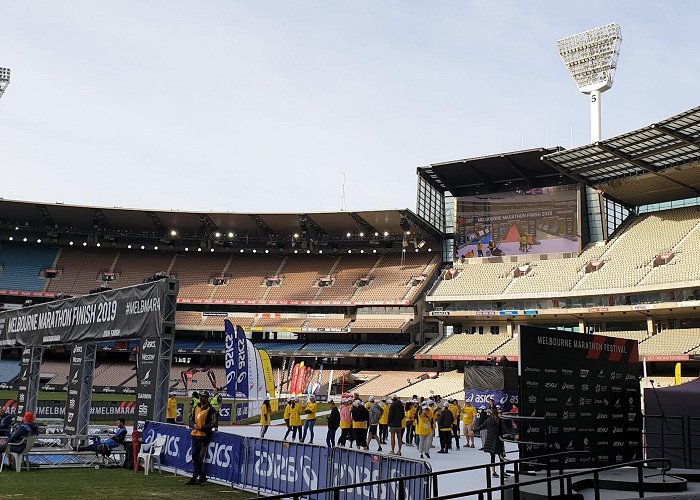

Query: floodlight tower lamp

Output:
[0, 67, 10, 101]
[557, 23, 622, 142]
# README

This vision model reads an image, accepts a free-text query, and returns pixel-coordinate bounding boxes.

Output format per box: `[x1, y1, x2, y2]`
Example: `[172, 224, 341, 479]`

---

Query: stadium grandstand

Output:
[1, 105, 700, 399]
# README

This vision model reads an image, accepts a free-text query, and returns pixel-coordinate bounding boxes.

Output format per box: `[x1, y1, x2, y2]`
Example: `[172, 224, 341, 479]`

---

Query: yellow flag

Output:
[259, 349, 278, 411]
[675, 362, 682, 386]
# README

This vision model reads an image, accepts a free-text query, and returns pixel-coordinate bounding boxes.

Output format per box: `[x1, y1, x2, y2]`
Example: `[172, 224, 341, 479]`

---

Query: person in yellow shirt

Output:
[379, 399, 390, 444]
[448, 398, 461, 451]
[259, 399, 272, 438]
[404, 400, 418, 447]
[302, 396, 318, 443]
[462, 401, 477, 448]
[283, 398, 294, 441]
[166, 392, 178, 423]
[415, 403, 432, 459]
[290, 397, 304, 441]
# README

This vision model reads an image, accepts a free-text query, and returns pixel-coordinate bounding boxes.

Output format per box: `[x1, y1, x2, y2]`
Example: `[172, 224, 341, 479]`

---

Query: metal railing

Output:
[250, 453, 673, 500]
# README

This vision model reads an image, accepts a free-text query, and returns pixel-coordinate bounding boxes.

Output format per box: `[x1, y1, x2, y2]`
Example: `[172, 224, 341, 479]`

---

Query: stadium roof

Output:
[0, 199, 443, 244]
[542, 106, 700, 207]
[417, 148, 573, 197]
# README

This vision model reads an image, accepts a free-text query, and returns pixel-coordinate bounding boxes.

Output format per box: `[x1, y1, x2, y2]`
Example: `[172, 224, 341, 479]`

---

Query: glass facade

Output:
[604, 197, 630, 236]
[417, 176, 445, 233]
[638, 196, 700, 214]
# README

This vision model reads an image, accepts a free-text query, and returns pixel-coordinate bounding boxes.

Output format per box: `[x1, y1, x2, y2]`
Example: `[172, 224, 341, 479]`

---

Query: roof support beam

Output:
[348, 212, 378, 237]
[37, 205, 56, 229]
[595, 143, 659, 173]
[501, 156, 536, 187]
[540, 157, 590, 185]
[248, 214, 275, 238]
[652, 124, 700, 150]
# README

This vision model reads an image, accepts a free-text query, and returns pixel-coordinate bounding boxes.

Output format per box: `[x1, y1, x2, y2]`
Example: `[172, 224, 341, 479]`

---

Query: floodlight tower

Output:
[557, 24, 622, 142]
[0, 67, 10, 101]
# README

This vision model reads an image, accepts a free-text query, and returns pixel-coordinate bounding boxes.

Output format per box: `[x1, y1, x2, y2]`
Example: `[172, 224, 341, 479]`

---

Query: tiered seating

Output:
[266, 255, 336, 302]
[352, 370, 430, 398]
[201, 315, 253, 330]
[351, 253, 438, 303]
[40, 360, 71, 385]
[302, 317, 351, 331]
[641, 376, 697, 388]
[300, 342, 355, 353]
[422, 333, 510, 357]
[46, 247, 117, 295]
[213, 256, 284, 301]
[395, 371, 464, 399]
[254, 341, 306, 352]
[171, 253, 229, 299]
[198, 339, 225, 351]
[641, 219, 700, 286]
[577, 208, 700, 290]
[639, 328, 700, 356]
[0, 242, 58, 292]
[174, 339, 202, 350]
[92, 363, 136, 387]
[254, 316, 305, 331]
[351, 343, 407, 354]
[504, 245, 606, 295]
[176, 311, 203, 328]
[431, 261, 516, 297]
[315, 255, 376, 301]
[112, 250, 175, 288]
[595, 330, 650, 341]
[490, 337, 519, 357]
[0, 359, 21, 383]
[351, 317, 410, 332]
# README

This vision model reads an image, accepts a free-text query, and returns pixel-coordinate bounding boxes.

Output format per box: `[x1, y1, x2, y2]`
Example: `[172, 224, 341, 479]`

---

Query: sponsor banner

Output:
[218, 403, 233, 422]
[135, 337, 159, 431]
[64, 343, 86, 433]
[301, 327, 349, 333]
[2, 399, 135, 418]
[259, 350, 277, 401]
[142, 421, 244, 484]
[464, 390, 518, 412]
[0, 280, 168, 347]
[15, 347, 33, 417]
[643, 355, 690, 362]
[519, 326, 642, 469]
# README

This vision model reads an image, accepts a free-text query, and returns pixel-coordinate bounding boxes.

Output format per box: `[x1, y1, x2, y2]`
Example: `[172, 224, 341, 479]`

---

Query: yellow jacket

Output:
[305, 402, 317, 420]
[379, 404, 389, 425]
[415, 411, 432, 436]
[289, 404, 303, 426]
[260, 404, 271, 425]
[462, 405, 477, 425]
[449, 403, 460, 422]
[166, 397, 177, 420]
[283, 404, 292, 420]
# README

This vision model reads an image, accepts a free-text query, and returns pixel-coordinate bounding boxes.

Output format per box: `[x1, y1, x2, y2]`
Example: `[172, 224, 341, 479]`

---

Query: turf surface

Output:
[0, 467, 249, 499]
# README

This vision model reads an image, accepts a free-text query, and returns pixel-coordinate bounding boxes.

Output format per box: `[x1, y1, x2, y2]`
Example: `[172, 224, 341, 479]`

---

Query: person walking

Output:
[368, 397, 383, 451]
[338, 398, 354, 447]
[462, 401, 477, 448]
[448, 398, 461, 450]
[260, 399, 272, 438]
[475, 408, 508, 478]
[404, 400, 416, 447]
[387, 395, 405, 456]
[187, 392, 217, 486]
[378, 399, 389, 444]
[326, 400, 340, 449]
[166, 393, 178, 424]
[283, 398, 294, 440]
[289, 397, 303, 441]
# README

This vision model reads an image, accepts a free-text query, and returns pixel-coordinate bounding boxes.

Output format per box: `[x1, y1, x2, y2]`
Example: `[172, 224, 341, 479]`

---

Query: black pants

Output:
[191, 437, 208, 482]
[326, 427, 337, 448]
[379, 424, 388, 442]
[283, 419, 292, 440]
[452, 424, 460, 449]
[354, 427, 367, 448]
[405, 423, 414, 444]
[338, 428, 353, 446]
[439, 430, 451, 452]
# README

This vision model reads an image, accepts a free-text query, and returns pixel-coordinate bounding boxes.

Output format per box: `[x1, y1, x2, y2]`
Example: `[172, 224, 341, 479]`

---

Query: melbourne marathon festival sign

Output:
[519, 325, 642, 468]
[0, 280, 169, 347]
[143, 422, 431, 500]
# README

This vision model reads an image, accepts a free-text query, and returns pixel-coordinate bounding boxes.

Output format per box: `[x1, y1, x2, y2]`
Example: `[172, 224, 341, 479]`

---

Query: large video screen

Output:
[455, 185, 580, 258]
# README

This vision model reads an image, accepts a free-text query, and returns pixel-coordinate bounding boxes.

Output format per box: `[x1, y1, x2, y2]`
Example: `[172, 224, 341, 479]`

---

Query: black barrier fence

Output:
[644, 414, 700, 469]
[252, 452, 673, 500]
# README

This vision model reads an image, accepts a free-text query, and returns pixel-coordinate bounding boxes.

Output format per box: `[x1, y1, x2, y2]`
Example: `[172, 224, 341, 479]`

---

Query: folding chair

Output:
[137, 435, 167, 475]
[1, 435, 38, 472]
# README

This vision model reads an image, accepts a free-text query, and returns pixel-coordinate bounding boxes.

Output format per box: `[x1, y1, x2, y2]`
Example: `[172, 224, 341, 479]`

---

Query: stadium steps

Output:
[416, 334, 445, 356]
[488, 337, 514, 355]
[349, 254, 383, 301]
[44, 247, 63, 292]
[109, 250, 121, 273]
[166, 254, 177, 275]
[401, 254, 439, 302]
[313, 256, 342, 301]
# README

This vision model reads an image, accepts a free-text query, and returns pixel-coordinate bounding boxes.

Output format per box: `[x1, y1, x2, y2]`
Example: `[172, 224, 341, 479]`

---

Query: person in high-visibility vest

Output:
[189, 391, 200, 422]
[448, 398, 461, 450]
[260, 399, 272, 438]
[378, 399, 389, 444]
[187, 391, 216, 486]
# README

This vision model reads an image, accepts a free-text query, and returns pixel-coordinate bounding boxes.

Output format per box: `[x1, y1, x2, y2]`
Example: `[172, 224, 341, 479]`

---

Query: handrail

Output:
[248, 450, 592, 500]
[430, 457, 673, 500]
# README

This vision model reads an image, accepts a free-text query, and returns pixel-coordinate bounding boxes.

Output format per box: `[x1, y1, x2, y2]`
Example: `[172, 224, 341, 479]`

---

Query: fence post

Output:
[432, 472, 439, 498]
[593, 471, 601, 500]
[398, 479, 406, 500]
[485, 468, 492, 500]
[637, 464, 645, 498]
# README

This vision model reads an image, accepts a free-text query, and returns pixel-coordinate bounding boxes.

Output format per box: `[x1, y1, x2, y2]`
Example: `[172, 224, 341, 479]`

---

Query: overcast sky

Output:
[1, 1, 698, 213]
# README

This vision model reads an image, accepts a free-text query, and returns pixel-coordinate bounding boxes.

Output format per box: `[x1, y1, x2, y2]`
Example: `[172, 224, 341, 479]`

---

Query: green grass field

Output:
[0, 467, 249, 499]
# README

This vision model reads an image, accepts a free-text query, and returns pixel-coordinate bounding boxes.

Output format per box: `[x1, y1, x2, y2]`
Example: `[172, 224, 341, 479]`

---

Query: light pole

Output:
[0, 67, 10, 101]
[557, 24, 622, 142]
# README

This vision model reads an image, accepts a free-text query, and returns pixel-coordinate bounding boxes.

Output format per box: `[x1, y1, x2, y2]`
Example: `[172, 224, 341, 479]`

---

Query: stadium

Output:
[1, 8, 700, 500]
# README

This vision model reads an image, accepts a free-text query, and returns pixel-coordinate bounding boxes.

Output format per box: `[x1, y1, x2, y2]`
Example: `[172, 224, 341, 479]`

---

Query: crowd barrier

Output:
[142, 422, 431, 500]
